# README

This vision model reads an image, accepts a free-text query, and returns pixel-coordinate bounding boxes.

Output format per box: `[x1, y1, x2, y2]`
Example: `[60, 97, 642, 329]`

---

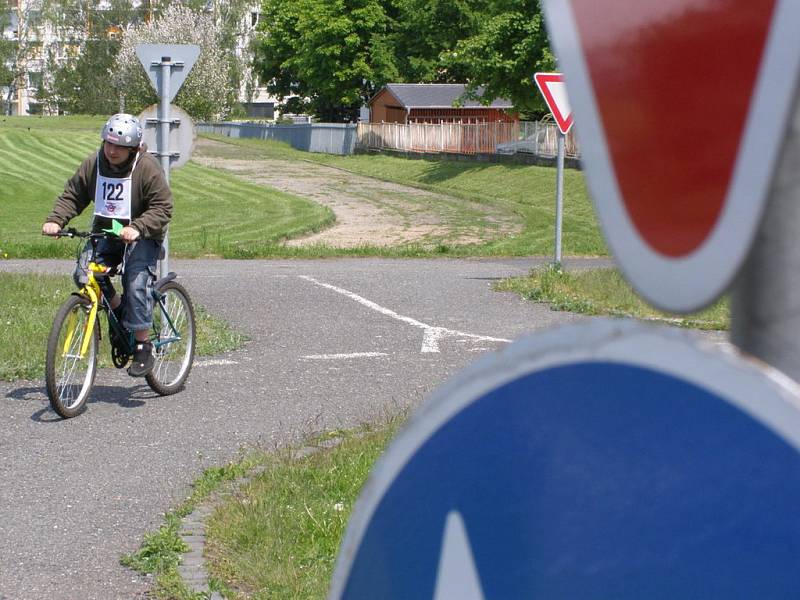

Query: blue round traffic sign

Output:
[329, 320, 800, 599]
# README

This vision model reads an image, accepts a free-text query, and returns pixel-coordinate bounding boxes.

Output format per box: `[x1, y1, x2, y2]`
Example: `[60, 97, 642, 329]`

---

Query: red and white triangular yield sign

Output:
[534, 72, 574, 134]
[542, 1, 800, 312]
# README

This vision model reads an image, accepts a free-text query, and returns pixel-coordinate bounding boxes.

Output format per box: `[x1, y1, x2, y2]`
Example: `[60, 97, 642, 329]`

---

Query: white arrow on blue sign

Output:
[328, 319, 800, 599]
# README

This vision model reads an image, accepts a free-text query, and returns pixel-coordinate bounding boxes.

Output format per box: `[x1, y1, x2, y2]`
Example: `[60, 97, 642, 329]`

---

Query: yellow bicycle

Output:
[45, 229, 196, 418]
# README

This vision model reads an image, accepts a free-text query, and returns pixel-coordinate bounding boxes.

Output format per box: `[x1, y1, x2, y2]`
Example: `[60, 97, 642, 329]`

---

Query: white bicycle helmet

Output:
[101, 113, 143, 147]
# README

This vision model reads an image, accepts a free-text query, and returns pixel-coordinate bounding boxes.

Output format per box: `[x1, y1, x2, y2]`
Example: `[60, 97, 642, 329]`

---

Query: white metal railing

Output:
[517, 120, 581, 158]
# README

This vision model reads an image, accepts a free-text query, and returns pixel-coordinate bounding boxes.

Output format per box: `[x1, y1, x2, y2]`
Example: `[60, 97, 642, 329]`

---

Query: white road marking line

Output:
[299, 275, 511, 353]
[422, 327, 446, 353]
[302, 352, 389, 360]
[194, 358, 238, 367]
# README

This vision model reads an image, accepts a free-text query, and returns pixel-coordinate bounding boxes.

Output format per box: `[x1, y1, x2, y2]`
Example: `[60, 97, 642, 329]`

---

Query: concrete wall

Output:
[198, 122, 358, 155]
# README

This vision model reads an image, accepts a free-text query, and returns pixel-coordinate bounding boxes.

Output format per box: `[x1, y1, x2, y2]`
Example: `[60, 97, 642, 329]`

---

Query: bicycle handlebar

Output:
[50, 228, 115, 240]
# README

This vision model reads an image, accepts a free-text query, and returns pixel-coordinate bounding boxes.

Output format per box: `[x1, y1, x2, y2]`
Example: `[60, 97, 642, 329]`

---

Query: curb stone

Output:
[178, 504, 218, 597]
[176, 437, 344, 598]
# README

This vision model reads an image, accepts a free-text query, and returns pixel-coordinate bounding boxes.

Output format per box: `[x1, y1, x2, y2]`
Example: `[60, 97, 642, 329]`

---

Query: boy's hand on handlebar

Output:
[120, 226, 140, 243]
[41, 221, 139, 241]
[42, 222, 61, 236]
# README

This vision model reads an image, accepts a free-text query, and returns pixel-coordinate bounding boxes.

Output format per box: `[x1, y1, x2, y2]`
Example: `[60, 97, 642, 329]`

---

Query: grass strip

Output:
[122, 456, 266, 600]
[0, 272, 247, 381]
[205, 421, 401, 599]
[123, 419, 402, 599]
[495, 266, 729, 330]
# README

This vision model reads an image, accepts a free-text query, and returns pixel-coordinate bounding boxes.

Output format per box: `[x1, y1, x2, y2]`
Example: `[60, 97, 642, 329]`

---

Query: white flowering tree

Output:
[114, 5, 238, 120]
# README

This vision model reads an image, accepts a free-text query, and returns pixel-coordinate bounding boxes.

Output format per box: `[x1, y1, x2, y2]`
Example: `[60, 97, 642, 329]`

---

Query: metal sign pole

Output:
[730, 92, 800, 381]
[135, 43, 199, 278]
[554, 130, 565, 266]
[157, 56, 172, 278]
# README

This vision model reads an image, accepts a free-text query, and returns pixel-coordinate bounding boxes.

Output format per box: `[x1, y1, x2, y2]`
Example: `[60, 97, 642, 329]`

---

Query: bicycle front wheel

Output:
[146, 280, 196, 395]
[45, 295, 99, 418]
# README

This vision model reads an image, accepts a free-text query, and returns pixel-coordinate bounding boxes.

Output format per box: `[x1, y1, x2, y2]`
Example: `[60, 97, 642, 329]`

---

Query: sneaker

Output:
[128, 341, 154, 377]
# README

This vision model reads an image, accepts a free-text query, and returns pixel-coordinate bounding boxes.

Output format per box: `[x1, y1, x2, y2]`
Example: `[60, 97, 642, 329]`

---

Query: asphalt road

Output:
[1, 255, 626, 599]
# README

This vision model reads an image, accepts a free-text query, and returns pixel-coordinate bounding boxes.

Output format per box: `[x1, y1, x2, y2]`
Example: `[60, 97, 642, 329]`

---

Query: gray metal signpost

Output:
[554, 130, 565, 265]
[135, 43, 200, 277]
[730, 92, 800, 380]
[534, 73, 573, 267]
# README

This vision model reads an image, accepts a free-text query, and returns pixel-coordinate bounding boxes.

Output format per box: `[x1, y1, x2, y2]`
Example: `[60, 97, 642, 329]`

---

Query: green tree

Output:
[170, 0, 251, 102]
[114, 4, 239, 120]
[441, 0, 554, 115]
[38, 0, 141, 114]
[254, 0, 399, 121]
[44, 40, 120, 114]
[390, 0, 485, 83]
[254, 0, 554, 120]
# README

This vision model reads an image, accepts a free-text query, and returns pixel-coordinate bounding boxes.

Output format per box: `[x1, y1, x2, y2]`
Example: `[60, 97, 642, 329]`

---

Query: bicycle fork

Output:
[62, 287, 99, 359]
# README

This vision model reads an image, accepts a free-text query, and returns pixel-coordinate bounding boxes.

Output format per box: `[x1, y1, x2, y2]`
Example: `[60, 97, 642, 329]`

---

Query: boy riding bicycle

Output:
[42, 113, 173, 377]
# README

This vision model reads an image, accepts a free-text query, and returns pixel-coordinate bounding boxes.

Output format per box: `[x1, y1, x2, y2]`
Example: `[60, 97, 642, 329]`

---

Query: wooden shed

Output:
[368, 84, 516, 124]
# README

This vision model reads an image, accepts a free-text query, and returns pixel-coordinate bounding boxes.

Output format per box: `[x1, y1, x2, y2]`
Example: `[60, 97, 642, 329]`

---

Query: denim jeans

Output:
[74, 238, 162, 332]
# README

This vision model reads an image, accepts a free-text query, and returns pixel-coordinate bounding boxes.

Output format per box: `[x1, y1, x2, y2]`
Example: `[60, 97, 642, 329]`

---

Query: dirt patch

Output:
[191, 137, 520, 248]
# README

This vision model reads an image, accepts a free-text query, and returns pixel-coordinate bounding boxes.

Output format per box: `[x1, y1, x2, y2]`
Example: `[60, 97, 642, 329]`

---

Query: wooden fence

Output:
[356, 120, 581, 158]
[356, 121, 520, 155]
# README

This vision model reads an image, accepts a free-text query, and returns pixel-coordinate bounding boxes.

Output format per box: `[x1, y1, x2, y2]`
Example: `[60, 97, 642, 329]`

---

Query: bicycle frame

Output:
[63, 262, 122, 359]
[57, 229, 183, 360]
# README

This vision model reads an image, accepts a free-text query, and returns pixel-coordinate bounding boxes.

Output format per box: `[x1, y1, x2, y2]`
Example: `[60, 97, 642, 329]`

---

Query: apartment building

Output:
[2, 0, 44, 115]
[1, 0, 274, 116]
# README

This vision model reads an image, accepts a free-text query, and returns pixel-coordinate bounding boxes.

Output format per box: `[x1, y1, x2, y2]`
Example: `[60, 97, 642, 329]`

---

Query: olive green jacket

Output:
[46, 143, 173, 240]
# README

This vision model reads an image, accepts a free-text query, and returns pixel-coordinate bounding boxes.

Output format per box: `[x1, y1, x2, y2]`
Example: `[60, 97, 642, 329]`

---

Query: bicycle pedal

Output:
[111, 343, 130, 368]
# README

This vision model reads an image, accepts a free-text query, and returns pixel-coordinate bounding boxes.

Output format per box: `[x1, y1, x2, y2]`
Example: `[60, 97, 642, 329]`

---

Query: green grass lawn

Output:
[495, 266, 729, 330]
[0, 116, 334, 259]
[1, 115, 605, 259]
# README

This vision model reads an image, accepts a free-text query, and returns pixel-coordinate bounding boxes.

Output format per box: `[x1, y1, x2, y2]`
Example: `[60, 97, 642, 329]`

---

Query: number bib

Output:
[93, 151, 140, 221]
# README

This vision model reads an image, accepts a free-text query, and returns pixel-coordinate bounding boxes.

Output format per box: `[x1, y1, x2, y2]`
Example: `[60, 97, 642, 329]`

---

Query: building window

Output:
[251, 11, 259, 27]
[28, 71, 43, 92]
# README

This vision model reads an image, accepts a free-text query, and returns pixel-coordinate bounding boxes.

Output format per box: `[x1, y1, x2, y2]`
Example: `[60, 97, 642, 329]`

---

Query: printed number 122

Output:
[103, 182, 123, 201]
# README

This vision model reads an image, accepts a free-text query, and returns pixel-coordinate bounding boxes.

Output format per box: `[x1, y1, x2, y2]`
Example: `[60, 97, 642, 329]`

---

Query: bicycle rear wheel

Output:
[45, 295, 99, 418]
[146, 280, 196, 395]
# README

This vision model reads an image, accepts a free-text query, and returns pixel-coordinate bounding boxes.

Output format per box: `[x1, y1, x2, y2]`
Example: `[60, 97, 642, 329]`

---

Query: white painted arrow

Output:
[299, 276, 510, 353]
[433, 511, 486, 600]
